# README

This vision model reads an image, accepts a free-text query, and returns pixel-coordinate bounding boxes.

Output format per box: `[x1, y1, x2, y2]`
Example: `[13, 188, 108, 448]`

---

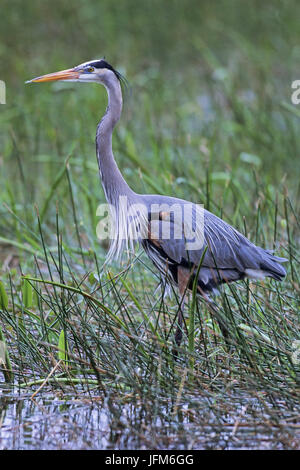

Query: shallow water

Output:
[0, 387, 299, 450]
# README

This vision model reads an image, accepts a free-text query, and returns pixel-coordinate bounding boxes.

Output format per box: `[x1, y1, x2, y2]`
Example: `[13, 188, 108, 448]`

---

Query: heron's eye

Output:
[86, 66, 95, 73]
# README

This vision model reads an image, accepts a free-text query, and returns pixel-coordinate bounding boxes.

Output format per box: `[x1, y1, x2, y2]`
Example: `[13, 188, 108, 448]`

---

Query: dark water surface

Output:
[0, 387, 298, 450]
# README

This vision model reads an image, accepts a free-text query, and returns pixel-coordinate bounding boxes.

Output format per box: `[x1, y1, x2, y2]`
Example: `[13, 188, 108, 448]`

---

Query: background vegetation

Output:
[0, 0, 299, 449]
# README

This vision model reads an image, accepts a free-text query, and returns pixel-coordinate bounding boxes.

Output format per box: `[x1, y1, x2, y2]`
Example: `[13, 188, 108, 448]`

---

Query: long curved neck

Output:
[96, 77, 134, 205]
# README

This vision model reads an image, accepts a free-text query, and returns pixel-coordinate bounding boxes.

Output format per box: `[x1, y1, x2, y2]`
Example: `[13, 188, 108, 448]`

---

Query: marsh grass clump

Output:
[0, 184, 298, 448]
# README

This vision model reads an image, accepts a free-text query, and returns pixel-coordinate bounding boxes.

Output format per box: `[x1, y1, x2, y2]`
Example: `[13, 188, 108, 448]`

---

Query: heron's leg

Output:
[175, 307, 184, 347]
[174, 267, 189, 347]
[201, 293, 231, 348]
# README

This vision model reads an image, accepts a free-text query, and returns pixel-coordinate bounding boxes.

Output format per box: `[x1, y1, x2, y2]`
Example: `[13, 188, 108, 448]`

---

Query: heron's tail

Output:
[245, 249, 288, 281]
[260, 252, 288, 280]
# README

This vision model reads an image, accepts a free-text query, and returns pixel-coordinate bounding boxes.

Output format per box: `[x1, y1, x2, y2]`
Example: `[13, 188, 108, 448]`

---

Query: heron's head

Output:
[26, 59, 122, 87]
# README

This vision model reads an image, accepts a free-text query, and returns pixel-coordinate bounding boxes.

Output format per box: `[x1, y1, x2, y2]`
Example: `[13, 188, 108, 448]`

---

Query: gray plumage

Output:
[91, 59, 287, 293]
[142, 194, 286, 292]
[27, 59, 287, 345]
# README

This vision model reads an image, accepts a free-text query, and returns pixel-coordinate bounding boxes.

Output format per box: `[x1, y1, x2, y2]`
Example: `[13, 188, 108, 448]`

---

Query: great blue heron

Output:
[27, 59, 287, 348]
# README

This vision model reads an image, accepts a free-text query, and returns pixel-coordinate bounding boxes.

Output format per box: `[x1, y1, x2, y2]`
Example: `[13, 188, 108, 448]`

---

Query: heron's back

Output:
[140, 194, 287, 293]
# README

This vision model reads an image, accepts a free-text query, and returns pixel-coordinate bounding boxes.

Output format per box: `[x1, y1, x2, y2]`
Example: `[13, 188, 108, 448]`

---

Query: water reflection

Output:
[0, 390, 298, 450]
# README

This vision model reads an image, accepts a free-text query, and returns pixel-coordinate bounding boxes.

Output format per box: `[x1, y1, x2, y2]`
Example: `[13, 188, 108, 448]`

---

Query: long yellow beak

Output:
[26, 68, 80, 84]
